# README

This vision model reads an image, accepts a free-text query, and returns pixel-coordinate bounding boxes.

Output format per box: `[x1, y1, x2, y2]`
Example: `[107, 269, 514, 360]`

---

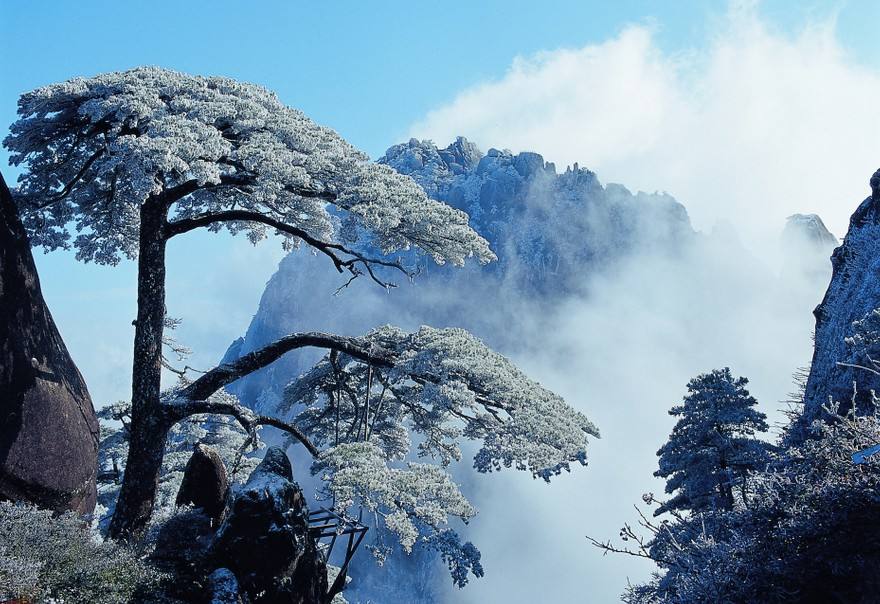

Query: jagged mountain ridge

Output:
[222, 137, 696, 412]
[379, 138, 693, 290]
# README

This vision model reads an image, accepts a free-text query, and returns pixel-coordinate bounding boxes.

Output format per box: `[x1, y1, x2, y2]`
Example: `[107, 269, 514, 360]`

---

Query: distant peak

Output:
[783, 213, 838, 248]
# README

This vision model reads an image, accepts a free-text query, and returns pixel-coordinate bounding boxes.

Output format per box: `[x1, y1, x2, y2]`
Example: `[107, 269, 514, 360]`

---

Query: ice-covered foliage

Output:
[615, 406, 880, 603]
[5, 67, 493, 268]
[595, 369, 880, 602]
[97, 388, 262, 531]
[422, 529, 484, 588]
[654, 368, 771, 515]
[285, 325, 596, 586]
[315, 442, 475, 554]
[288, 325, 597, 478]
[0, 501, 161, 602]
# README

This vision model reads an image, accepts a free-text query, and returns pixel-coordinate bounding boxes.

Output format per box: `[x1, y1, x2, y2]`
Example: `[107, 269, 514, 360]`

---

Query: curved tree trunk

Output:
[109, 197, 169, 539]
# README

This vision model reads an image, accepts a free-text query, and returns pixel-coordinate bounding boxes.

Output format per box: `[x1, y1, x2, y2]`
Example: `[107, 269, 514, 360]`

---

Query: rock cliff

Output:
[0, 171, 99, 514]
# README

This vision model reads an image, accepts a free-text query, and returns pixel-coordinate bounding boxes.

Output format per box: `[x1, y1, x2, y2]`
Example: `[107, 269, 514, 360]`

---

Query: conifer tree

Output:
[655, 368, 770, 515]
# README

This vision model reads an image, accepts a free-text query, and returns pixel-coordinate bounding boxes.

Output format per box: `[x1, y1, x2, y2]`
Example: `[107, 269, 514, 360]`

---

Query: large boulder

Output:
[0, 171, 99, 514]
[208, 568, 247, 604]
[212, 447, 327, 604]
[798, 169, 880, 437]
[150, 508, 217, 601]
[176, 443, 229, 526]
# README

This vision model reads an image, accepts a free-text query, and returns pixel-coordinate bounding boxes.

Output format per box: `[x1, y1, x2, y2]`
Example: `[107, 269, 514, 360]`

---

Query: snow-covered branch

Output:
[166, 209, 415, 288]
[179, 332, 393, 403]
[164, 396, 319, 457]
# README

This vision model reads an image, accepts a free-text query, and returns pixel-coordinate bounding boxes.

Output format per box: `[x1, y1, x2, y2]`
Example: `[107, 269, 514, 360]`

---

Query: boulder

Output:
[150, 508, 217, 601]
[176, 443, 229, 525]
[212, 447, 327, 604]
[208, 568, 247, 604]
[0, 171, 99, 514]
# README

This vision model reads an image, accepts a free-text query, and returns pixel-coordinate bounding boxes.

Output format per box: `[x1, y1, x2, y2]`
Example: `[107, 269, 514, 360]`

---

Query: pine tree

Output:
[655, 368, 770, 515]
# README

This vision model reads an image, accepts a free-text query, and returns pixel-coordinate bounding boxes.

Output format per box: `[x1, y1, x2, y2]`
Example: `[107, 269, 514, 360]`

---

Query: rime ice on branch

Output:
[3, 66, 593, 566]
[5, 67, 494, 274]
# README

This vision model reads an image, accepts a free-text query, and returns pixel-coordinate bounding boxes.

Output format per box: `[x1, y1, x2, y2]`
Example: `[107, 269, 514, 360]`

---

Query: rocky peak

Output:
[782, 214, 838, 249]
[796, 169, 880, 437]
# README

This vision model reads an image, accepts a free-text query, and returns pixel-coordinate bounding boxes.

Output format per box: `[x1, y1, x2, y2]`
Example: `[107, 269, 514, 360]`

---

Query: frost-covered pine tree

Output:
[655, 368, 770, 515]
[4, 68, 596, 550]
[286, 325, 597, 586]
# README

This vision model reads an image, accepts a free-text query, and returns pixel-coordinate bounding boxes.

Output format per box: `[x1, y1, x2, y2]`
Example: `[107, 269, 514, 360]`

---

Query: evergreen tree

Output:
[655, 368, 770, 515]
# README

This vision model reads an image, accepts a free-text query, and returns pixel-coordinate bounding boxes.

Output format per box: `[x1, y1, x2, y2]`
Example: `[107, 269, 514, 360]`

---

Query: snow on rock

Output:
[797, 169, 880, 437]
[212, 446, 326, 604]
[782, 213, 838, 249]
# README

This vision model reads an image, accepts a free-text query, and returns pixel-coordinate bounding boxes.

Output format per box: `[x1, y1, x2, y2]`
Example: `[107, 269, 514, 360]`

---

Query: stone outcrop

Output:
[798, 169, 880, 435]
[176, 443, 229, 525]
[208, 568, 246, 604]
[0, 171, 99, 514]
[212, 447, 327, 604]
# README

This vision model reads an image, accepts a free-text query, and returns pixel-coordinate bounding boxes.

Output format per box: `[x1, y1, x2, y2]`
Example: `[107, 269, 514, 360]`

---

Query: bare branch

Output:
[165, 209, 414, 288]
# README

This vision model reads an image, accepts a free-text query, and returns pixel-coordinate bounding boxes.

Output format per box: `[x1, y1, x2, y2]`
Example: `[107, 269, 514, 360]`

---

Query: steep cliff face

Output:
[0, 171, 99, 514]
[799, 170, 880, 432]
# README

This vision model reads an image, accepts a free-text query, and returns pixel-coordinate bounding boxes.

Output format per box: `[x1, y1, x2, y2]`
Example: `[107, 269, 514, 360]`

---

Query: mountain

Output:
[380, 138, 693, 291]
[219, 138, 697, 602]
[782, 213, 838, 249]
[796, 169, 880, 437]
[223, 138, 695, 412]
[780, 213, 838, 292]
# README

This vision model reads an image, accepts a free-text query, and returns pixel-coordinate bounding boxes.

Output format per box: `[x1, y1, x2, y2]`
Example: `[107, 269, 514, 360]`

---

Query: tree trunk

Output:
[109, 197, 169, 539]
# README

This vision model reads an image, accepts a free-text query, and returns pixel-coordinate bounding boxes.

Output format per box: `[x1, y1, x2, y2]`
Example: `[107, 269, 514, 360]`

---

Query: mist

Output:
[436, 225, 830, 602]
[391, 8, 873, 598]
[411, 3, 880, 247]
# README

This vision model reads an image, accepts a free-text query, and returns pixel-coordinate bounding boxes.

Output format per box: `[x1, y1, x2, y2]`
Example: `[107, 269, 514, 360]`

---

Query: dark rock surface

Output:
[150, 508, 217, 602]
[176, 443, 230, 525]
[799, 169, 880, 434]
[208, 568, 247, 604]
[0, 171, 99, 514]
[212, 447, 326, 604]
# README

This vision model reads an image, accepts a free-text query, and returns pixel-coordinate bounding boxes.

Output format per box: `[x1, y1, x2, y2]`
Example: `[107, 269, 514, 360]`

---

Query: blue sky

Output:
[1, 0, 878, 402]
[4, 1, 877, 161]
[1, 0, 878, 399]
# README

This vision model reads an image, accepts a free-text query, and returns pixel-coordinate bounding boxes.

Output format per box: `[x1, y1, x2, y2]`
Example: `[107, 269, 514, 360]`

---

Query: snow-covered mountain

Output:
[222, 138, 695, 412]
[782, 213, 838, 249]
[219, 138, 698, 602]
[796, 170, 880, 438]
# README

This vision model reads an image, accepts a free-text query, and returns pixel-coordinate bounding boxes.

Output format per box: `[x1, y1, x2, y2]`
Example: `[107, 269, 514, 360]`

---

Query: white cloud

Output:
[409, 5, 879, 601]
[411, 5, 880, 246]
